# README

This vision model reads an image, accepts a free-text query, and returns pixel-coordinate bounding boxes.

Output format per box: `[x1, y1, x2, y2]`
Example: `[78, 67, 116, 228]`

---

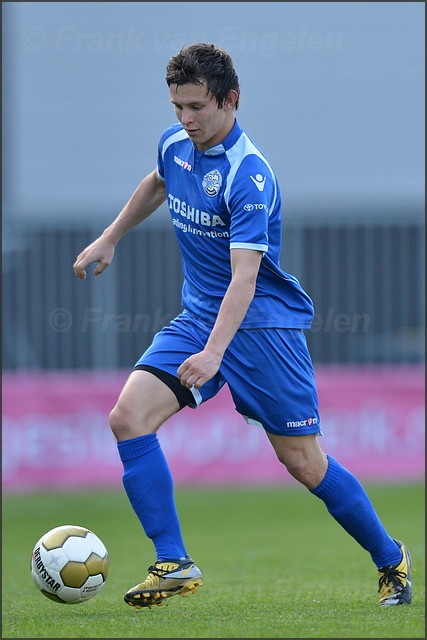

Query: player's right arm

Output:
[73, 169, 166, 279]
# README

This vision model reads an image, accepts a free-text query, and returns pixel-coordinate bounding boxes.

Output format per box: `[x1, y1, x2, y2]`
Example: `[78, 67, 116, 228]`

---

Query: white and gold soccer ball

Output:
[31, 525, 109, 604]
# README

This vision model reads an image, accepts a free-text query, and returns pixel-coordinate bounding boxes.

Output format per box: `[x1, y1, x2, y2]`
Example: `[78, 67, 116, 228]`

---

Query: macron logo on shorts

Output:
[286, 417, 318, 428]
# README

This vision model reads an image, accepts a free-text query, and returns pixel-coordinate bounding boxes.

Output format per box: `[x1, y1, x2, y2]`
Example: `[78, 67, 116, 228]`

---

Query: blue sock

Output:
[310, 455, 402, 568]
[117, 433, 187, 562]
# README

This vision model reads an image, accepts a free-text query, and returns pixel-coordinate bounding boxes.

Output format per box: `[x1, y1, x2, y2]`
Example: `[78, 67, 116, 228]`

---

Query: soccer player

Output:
[73, 43, 412, 608]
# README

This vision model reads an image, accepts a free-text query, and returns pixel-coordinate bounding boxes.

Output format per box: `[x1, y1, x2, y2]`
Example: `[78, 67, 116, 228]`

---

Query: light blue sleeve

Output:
[157, 136, 165, 181]
[227, 155, 277, 252]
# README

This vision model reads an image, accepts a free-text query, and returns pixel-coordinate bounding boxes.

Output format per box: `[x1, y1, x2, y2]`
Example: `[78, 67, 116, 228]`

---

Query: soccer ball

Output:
[31, 524, 109, 604]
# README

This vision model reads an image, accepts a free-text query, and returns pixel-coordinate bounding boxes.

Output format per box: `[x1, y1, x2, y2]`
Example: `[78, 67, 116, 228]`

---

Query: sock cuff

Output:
[310, 454, 342, 499]
[117, 433, 160, 462]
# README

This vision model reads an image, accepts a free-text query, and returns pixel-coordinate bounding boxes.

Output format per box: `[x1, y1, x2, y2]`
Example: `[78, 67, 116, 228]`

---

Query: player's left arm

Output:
[177, 248, 262, 389]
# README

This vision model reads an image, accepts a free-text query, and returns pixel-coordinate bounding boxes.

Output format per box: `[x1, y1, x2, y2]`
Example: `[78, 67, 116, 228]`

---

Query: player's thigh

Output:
[223, 328, 321, 436]
[110, 369, 181, 439]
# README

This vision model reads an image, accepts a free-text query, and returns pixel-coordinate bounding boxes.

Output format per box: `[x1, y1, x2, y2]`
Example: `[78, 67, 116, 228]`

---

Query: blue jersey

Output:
[157, 119, 314, 329]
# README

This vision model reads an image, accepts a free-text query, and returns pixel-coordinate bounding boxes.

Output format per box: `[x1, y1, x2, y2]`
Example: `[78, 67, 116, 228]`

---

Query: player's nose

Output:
[180, 108, 194, 125]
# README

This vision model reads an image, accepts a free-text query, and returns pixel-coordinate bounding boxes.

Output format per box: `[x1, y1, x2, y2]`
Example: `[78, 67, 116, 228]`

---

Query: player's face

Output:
[169, 82, 236, 152]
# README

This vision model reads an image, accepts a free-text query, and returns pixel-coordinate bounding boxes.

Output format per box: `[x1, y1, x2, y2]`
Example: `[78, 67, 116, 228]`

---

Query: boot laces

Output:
[147, 562, 179, 579]
[378, 566, 406, 594]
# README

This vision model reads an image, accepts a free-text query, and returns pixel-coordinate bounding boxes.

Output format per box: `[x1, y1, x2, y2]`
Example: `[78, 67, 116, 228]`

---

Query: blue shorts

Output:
[135, 311, 321, 437]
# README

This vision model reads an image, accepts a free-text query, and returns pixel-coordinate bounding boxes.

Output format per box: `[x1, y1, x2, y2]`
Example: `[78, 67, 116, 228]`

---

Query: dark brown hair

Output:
[166, 43, 240, 109]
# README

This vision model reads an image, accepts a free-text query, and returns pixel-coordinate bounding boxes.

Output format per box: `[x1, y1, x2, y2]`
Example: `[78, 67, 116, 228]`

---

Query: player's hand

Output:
[73, 237, 115, 280]
[177, 350, 222, 389]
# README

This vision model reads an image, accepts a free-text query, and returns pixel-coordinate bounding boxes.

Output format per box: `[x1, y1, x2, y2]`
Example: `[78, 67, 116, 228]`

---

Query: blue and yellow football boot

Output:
[124, 558, 203, 608]
[378, 540, 412, 606]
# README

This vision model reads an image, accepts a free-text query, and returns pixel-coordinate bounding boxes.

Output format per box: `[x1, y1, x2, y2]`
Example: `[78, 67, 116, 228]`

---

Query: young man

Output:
[73, 43, 412, 609]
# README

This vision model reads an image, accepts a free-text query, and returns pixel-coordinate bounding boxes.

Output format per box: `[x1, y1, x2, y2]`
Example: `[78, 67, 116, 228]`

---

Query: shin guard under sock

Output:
[311, 455, 402, 568]
[117, 433, 187, 562]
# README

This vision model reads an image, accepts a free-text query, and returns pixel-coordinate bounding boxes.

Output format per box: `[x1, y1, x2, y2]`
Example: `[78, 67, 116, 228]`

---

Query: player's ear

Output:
[224, 90, 239, 111]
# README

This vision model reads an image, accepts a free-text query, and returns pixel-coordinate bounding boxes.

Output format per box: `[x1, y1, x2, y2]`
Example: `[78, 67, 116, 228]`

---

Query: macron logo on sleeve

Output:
[250, 174, 266, 191]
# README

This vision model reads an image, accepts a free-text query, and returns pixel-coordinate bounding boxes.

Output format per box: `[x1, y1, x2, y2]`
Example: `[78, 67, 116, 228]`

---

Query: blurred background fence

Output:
[2, 205, 425, 370]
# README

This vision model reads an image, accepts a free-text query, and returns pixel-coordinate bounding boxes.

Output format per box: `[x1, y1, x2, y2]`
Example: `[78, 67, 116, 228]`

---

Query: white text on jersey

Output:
[168, 194, 226, 227]
[174, 155, 192, 171]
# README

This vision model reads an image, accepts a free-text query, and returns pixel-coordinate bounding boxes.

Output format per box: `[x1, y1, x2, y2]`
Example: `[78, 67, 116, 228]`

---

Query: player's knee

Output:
[109, 403, 134, 440]
[277, 454, 308, 483]
[109, 401, 158, 440]
[276, 451, 324, 488]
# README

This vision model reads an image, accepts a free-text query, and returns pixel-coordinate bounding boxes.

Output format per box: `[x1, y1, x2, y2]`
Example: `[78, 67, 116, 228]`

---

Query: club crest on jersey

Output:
[202, 169, 222, 197]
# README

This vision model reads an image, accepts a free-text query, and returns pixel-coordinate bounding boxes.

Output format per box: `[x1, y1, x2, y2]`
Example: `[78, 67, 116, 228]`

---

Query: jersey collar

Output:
[202, 119, 242, 156]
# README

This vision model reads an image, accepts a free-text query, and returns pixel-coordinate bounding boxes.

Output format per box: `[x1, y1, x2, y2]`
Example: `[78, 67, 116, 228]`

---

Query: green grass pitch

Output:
[2, 483, 425, 638]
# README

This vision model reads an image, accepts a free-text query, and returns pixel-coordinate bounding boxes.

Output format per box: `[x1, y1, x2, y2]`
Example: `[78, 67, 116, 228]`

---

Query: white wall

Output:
[3, 2, 425, 222]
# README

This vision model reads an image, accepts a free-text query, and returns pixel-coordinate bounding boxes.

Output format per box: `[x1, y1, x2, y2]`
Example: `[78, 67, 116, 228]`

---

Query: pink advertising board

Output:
[2, 366, 424, 493]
